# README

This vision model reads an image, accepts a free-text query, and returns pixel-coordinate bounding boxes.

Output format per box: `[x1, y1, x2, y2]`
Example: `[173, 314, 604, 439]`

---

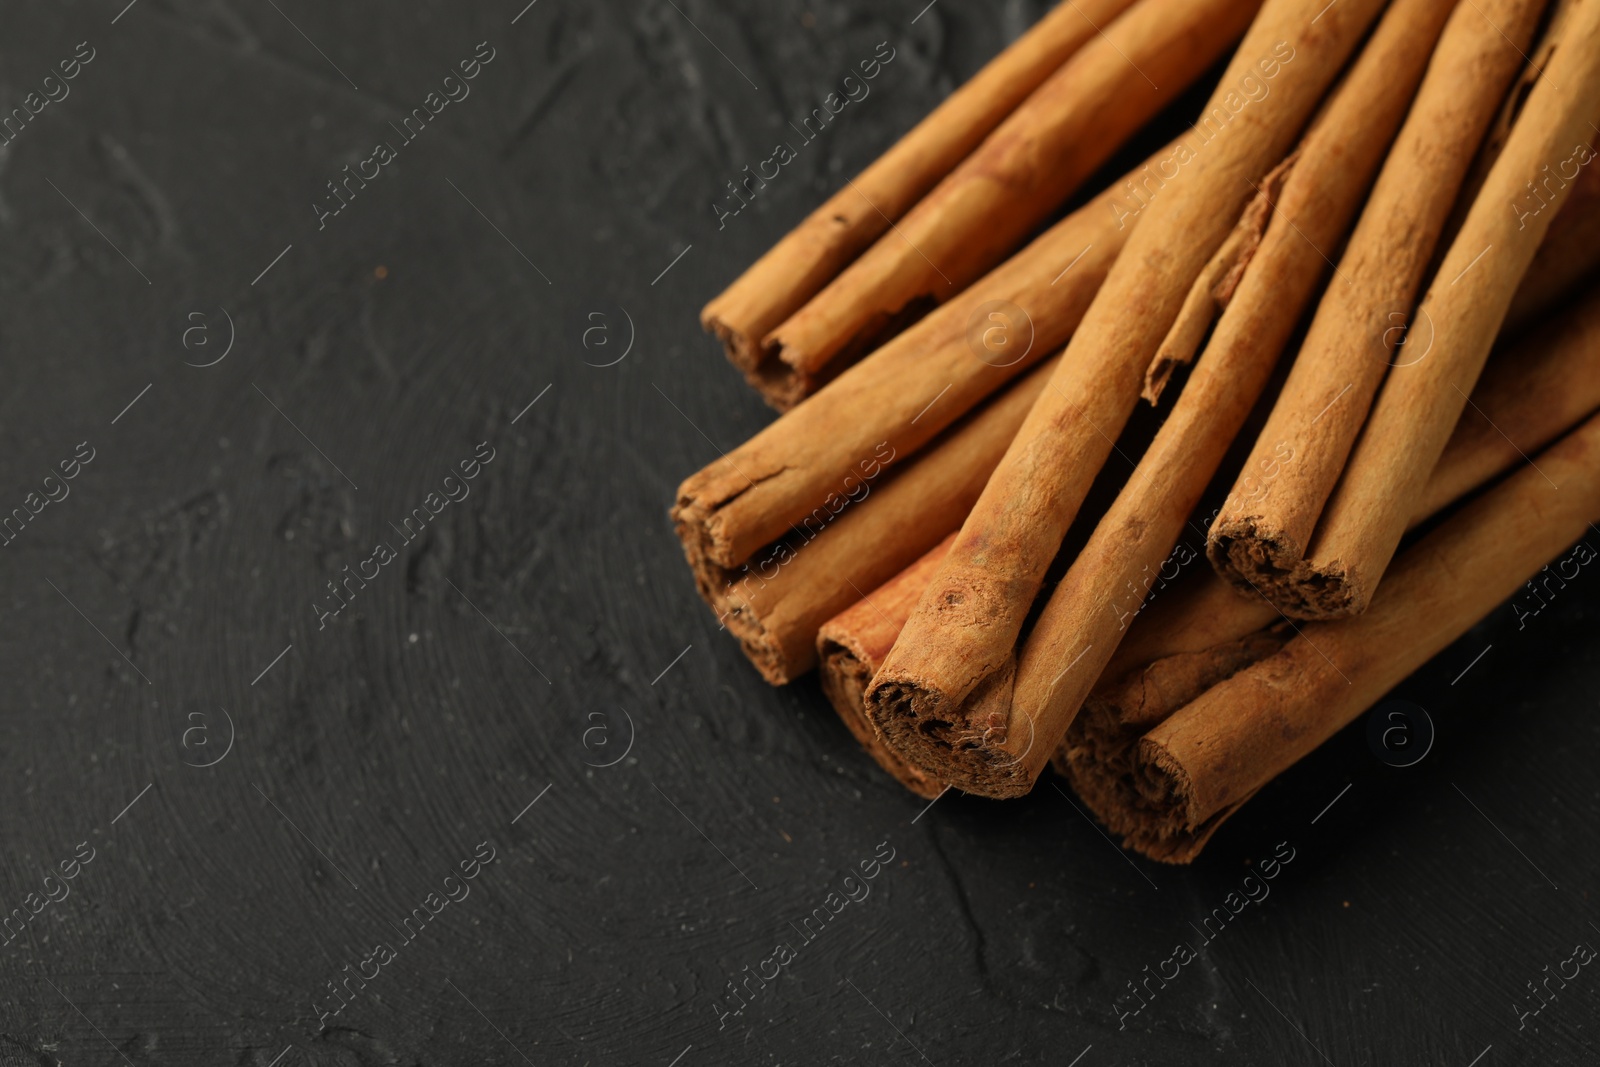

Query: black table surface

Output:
[2, 1, 1596, 1064]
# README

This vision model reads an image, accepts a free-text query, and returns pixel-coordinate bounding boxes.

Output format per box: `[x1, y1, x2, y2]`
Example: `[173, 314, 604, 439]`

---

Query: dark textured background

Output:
[1, 1, 1596, 1064]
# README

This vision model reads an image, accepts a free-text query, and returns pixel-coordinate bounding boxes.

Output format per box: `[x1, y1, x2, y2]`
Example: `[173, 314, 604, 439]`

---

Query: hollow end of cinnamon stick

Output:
[742, 349, 815, 413]
[700, 309, 761, 378]
[1056, 699, 1201, 862]
[719, 590, 803, 688]
[814, 533, 957, 797]
[1126, 736, 1249, 864]
[1205, 515, 1299, 593]
[1206, 516, 1361, 618]
[868, 664, 1035, 799]
[1053, 623, 1289, 863]
[817, 635, 946, 800]
[669, 503, 729, 583]
[703, 317, 822, 411]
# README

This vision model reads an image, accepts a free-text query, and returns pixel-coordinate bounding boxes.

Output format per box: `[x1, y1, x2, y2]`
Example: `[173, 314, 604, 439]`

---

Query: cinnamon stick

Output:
[1131, 409, 1600, 862]
[1258, 0, 1600, 618]
[1444, 0, 1575, 249]
[1096, 268, 1600, 719]
[992, 0, 1462, 799]
[1060, 283, 1600, 838]
[700, 0, 1141, 383]
[1505, 135, 1600, 327]
[714, 359, 1054, 684]
[820, 283, 1600, 797]
[675, 140, 1179, 578]
[817, 536, 955, 799]
[758, 0, 1262, 408]
[865, 0, 1388, 795]
[1207, 0, 1551, 612]
[1421, 282, 1600, 514]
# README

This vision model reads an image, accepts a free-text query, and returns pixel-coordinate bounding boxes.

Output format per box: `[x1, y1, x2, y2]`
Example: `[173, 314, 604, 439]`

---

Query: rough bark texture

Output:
[1273, 0, 1600, 617]
[866, 0, 1390, 796]
[999, 0, 1459, 799]
[761, 0, 1262, 403]
[816, 536, 957, 799]
[674, 164, 1136, 571]
[708, 360, 1053, 683]
[1137, 411, 1600, 857]
[700, 0, 1141, 392]
[1207, 0, 1550, 609]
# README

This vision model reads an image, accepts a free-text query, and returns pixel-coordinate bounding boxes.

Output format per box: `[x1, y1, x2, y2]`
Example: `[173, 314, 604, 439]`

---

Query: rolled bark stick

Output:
[675, 138, 1180, 574]
[1445, 0, 1576, 248]
[989, 0, 1461, 798]
[714, 358, 1054, 684]
[1207, 0, 1550, 609]
[1133, 409, 1600, 861]
[817, 284, 1600, 797]
[1420, 282, 1600, 513]
[760, 0, 1262, 407]
[1096, 272, 1600, 714]
[1060, 284, 1600, 844]
[699, 0, 1140, 382]
[1268, 0, 1600, 618]
[1140, 181, 1274, 405]
[1087, 282, 1600, 721]
[817, 535, 955, 799]
[1093, 564, 1272, 694]
[1505, 135, 1600, 327]
[866, 0, 1388, 794]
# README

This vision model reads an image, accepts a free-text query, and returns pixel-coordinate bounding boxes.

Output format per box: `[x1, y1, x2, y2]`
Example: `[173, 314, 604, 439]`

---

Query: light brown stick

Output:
[1060, 284, 1600, 841]
[1133, 410, 1600, 862]
[1421, 282, 1600, 513]
[817, 536, 955, 800]
[865, 0, 1388, 794]
[714, 359, 1054, 684]
[1268, 0, 1600, 618]
[818, 283, 1600, 797]
[1506, 135, 1600, 327]
[1444, 0, 1576, 247]
[991, 0, 1461, 798]
[1098, 271, 1600, 714]
[675, 141, 1173, 574]
[700, 0, 1141, 381]
[1207, 0, 1550, 610]
[759, 0, 1261, 406]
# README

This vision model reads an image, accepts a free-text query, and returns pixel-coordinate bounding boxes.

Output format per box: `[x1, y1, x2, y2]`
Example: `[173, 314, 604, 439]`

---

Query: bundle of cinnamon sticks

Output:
[675, 0, 1600, 861]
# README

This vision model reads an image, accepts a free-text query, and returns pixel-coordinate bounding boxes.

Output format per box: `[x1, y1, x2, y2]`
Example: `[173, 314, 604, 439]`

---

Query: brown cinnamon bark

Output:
[1421, 282, 1600, 514]
[1128, 410, 1600, 862]
[712, 359, 1054, 684]
[1094, 270, 1600, 725]
[816, 284, 1600, 797]
[675, 139, 1177, 575]
[1060, 284, 1600, 838]
[817, 536, 955, 799]
[864, 0, 1389, 795]
[987, 0, 1463, 799]
[1262, 0, 1600, 618]
[1444, 0, 1575, 247]
[1207, 0, 1551, 611]
[1141, 175, 1280, 404]
[1506, 135, 1600, 327]
[699, 0, 1141, 384]
[759, 0, 1262, 407]
[1056, 620, 1295, 862]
